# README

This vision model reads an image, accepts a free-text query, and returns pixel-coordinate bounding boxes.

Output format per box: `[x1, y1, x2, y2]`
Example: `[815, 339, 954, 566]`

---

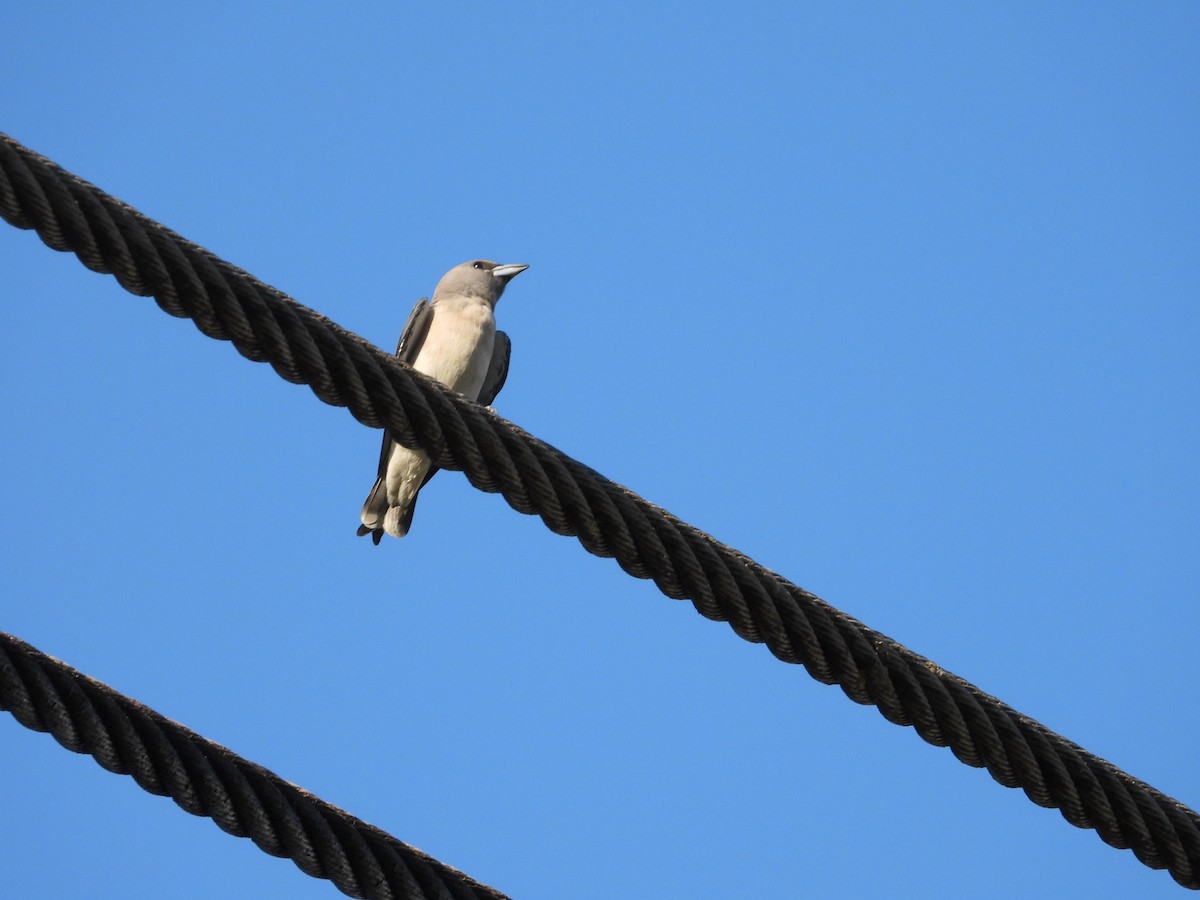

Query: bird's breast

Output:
[414, 300, 496, 400]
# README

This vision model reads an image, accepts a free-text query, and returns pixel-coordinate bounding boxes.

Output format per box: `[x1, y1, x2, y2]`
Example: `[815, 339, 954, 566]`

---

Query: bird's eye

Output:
[472, 261, 483, 269]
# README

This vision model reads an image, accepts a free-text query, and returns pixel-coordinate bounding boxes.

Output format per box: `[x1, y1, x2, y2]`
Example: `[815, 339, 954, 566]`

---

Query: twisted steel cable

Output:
[1, 131, 1197, 890]
[0, 630, 508, 900]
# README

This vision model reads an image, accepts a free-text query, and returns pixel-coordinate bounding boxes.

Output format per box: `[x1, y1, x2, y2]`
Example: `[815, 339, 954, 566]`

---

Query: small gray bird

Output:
[357, 260, 528, 543]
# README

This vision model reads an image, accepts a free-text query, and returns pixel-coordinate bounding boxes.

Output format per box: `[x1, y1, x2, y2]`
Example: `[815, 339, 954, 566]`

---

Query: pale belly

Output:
[414, 302, 496, 400]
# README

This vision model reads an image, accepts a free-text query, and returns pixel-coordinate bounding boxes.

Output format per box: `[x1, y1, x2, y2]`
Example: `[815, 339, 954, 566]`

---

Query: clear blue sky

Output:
[2, 4, 1197, 898]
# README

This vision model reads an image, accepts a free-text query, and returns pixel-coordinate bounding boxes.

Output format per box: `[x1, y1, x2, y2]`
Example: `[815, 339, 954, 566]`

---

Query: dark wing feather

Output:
[372, 298, 435, 478]
[358, 298, 437, 542]
[477, 331, 512, 408]
[396, 298, 435, 363]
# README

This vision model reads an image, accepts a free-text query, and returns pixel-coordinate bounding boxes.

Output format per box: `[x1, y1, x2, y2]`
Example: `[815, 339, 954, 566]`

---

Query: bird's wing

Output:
[395, 297, 435, 364]
[373, 298, 435, 479]
[477, 331, 512, 408]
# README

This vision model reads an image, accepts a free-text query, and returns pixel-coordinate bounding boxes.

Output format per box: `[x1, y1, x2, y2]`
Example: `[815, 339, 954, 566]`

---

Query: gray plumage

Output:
[357, 260, 527, 543]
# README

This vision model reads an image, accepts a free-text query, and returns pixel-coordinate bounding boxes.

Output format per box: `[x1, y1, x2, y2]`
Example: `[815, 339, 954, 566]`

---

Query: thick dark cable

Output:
[0, 630, 509, 900]
[2, 131, 1197, 890]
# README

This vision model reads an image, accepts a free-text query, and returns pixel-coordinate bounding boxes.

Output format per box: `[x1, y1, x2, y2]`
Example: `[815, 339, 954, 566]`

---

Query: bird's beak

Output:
[492, 263, 529, 282]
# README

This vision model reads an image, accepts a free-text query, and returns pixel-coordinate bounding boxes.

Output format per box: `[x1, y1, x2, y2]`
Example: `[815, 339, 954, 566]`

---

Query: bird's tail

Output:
[355, 522, 384, 545]
[358, 478, 419, 543]
[358, 478, 389, 544]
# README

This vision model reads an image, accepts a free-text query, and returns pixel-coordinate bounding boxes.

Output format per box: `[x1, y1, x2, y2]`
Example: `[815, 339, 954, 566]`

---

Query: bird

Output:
[357, 259, 528, 543]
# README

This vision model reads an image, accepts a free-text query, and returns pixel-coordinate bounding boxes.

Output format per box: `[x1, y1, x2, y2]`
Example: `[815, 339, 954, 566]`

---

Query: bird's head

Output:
[433, 260, 529, 306]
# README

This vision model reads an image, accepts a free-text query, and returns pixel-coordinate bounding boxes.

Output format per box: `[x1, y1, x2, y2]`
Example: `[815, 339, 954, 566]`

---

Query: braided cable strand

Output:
[2, 131, 1197, 890]
[0, 630, 509, 900]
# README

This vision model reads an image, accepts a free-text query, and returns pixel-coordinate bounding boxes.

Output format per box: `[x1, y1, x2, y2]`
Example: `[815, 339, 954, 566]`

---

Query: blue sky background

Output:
[2, 4, 1197, 898]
